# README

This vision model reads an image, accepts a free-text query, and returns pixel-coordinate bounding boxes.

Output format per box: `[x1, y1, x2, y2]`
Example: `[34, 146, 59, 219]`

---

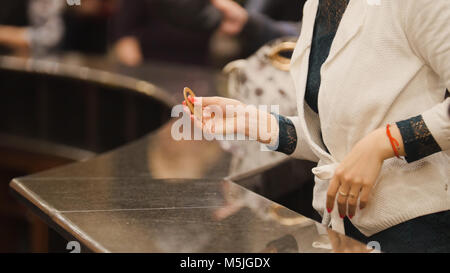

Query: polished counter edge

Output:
[0, 55, 176, 108]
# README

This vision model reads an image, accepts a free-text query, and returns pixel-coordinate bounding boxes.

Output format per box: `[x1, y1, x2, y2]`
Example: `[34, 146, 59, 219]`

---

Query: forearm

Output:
[0, 26, 30, 49]
[365, 115, 446, 164]
[262, 115, 404, 160]
[236, 107, 442, 163]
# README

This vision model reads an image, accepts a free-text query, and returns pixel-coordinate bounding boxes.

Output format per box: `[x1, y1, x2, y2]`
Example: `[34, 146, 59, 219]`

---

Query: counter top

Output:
[10, 122, 368, 253]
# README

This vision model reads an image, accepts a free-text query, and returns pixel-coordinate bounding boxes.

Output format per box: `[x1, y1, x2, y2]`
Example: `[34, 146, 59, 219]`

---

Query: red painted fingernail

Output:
[327, 208, 332, 213]
[182, 101, 186, 105]
[349, 214, 353, 219]
[340, 214, 345, 219]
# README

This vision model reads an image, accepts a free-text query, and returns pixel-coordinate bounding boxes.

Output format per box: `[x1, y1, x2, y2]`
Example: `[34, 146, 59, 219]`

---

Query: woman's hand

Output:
[183, 96, 278, 144]
[183, 96, 245, 136]
[326, 125, 405, 219]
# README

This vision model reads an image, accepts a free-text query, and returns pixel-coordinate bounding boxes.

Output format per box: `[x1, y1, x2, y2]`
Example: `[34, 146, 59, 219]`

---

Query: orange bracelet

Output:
[386, 124, 401, 158]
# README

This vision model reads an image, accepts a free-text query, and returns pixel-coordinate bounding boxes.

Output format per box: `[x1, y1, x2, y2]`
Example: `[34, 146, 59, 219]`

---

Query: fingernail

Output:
[327, 208, 332, 213]
[349, 214, 353, 219]
[182, 101, 186, 105]
[340, 214, 345, 219]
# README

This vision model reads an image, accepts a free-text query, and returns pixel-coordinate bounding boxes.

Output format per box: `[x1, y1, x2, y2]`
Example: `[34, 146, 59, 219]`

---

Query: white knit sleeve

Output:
[403, 0, 450, 151]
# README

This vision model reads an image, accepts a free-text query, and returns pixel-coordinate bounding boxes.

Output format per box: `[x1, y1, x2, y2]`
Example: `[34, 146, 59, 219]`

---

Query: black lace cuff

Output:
[396, 115, 442, 163]
[271, 113, 298, 155]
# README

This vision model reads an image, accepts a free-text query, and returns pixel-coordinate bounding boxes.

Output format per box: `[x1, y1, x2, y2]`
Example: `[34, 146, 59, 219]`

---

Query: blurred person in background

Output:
[111, 0, 305, 67]
[61, 0, 116, 55]
[110, 0, 222, 66]
[212, 0, 305, 58]
[0, 0, 64, 57]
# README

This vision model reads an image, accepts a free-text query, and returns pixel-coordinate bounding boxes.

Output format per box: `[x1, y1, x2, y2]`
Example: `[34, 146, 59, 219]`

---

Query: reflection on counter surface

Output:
[12, 175, 368, 253]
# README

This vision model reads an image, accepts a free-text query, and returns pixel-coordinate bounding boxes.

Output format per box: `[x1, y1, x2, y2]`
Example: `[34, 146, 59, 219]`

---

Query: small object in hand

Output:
[183, 87, 196, 114]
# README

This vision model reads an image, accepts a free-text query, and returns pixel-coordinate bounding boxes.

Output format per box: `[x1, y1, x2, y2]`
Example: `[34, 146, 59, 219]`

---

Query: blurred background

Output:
[0, 0, 307, 252]
[0, 0, 304, 67]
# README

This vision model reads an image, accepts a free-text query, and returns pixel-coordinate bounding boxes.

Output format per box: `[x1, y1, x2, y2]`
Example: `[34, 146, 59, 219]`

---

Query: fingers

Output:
[199, 96, 224, 107]
[183, 100, 226, 136]
[327, 170, 371, 219]
[182, 104, 191, 116]
[326, 175, 340, 213]
[183, 105, 204, 132]
[347, 183, 362, 219]
[181, 96, 246, 137]
[327, 168, 351, 218]
[336, 182, 350, 218]
[359, 186, 371, 210]
[199, 96, 243, 109]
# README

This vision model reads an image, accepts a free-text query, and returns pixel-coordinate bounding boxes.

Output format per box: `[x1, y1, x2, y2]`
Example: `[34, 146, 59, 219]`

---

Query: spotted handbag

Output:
[222, 37, 298, 175]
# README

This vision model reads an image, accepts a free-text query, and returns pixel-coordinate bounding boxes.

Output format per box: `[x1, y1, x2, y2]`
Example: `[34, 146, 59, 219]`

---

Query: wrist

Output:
[373, 124, 405, 160]
[260, 113, 279, 145]
[267, 114, 280, 146]
[242, 106, 277, 144]
[374, 127, 395, 160]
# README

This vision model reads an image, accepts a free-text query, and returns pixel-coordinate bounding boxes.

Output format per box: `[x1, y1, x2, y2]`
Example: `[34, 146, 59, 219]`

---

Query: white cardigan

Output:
[288, 0, 450, 236]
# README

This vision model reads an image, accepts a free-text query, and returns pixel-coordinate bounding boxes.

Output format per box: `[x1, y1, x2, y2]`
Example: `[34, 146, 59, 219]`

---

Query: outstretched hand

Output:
[182, 96, 277, 144]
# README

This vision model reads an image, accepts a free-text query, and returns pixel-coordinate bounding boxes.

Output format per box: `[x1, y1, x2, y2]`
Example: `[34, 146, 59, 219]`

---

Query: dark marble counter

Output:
[10, 121, 368, 253]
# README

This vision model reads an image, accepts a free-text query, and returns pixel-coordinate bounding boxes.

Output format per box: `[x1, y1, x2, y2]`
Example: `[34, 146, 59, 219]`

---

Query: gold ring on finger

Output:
[339, 191, 348, 197]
